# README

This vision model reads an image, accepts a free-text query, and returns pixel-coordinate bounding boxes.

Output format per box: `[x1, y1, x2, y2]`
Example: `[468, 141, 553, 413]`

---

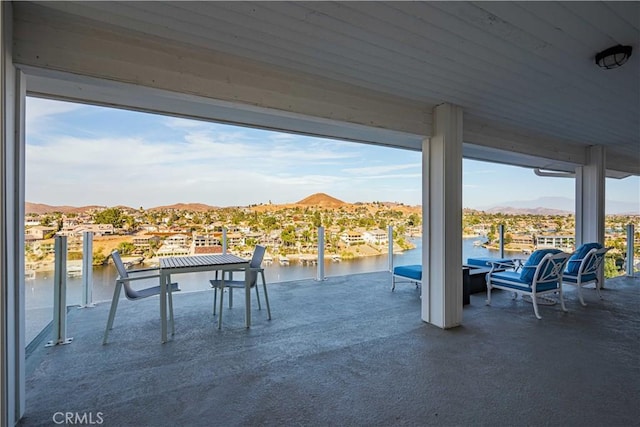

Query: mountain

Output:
[148, 203, 219, 212]
[25, 202, 106, 215]
[296, 193, 347, 207]
[485, 206, 572, 215]
[482, 196, 639, 215]
[483, 197, 574, 214]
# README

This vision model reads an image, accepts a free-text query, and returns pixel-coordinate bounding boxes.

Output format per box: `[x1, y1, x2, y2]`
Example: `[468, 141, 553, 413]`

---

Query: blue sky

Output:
[26, 97, 639, 213]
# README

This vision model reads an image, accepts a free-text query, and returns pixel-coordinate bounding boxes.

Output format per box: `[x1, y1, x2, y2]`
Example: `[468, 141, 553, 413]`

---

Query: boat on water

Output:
[279, 256, 290, 266]
[67, 265, 82, 277]
[263, 255, 273, 266]
[331, 255, 342, 263]
[25, 269, 36, 280]
[473, 240, 484, 246]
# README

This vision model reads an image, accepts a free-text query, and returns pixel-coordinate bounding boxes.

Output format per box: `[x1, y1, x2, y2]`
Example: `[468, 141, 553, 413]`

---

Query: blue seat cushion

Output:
[393, 265, 422, 281]
[563, 272, 597, 284]
[565, 242, 603, 274]
[491, 271, 559, 292]
[520, 249, 562, 283]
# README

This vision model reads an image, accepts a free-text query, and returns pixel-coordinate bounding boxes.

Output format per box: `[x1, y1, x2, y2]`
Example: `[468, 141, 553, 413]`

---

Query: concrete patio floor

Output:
[19, 271, 640, 426]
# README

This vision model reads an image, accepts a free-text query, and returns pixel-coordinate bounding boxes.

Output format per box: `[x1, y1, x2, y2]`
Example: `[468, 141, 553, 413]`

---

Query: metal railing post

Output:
[388, 225, 394, 272]
[627, 224, 635, 277]
[316, 226, 325, 281]
[80, 231, 95, 308]
[499, 224, 505, 258]
[222, 227, 228, 254]
[46, 236, 73, 346]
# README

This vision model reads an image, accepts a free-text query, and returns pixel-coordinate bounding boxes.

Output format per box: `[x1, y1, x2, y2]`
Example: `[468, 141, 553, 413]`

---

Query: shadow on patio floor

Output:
[20, 272, 640, 426]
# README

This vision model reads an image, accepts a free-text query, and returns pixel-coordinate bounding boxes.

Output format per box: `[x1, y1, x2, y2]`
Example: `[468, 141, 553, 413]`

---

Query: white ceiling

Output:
[19, 1, 640, 174]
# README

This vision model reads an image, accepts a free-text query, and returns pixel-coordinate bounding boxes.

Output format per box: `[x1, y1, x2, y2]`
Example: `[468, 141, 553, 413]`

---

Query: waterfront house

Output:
[132, 234, 160, 251]
[24, 225, 56, 240]
[164, 233, 189, 247]
[340, 230, 365, 246]
[363, 229, 388, 246]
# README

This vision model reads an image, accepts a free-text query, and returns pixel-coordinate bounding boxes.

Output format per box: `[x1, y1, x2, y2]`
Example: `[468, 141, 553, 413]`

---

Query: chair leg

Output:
[213, 285, 217, 315]
[218, 286, 225, 330]
[531, 295, 542, 320]
[229, 287, 233, 308]
[261, 271, 271, 320]
[168, 284, 175, 336]
[486, 283, 492, 305]
[558, 287, 568, 313]
[577, 282, 587, 306]
[103, 282, 122, 344]
[254, 284, 262, 310]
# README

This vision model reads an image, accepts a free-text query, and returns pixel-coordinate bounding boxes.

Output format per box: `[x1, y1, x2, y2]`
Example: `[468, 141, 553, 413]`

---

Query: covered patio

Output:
[20, 272, 640, 426]
[2, 2, 638, 424]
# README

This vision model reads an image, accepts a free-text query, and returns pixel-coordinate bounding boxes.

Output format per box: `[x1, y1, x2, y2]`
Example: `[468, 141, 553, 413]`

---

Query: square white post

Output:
[575, 145, 606, 285]
[47, 236, 73, 347]
[81, 231, 95, 307]
[316, 226, 325, 281]
[421, 103, 463, 328]
[388, 225, 394, 272]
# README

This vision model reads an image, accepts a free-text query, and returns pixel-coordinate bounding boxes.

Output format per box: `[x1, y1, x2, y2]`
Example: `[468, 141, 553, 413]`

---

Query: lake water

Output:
[25, 237, 501, 343]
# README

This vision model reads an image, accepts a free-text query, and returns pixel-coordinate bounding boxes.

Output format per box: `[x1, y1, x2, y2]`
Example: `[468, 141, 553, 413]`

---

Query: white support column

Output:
[422, 103, 463, 329]
[1, 2, 26, 424]
[575, 146, 606, 287]
[575, 145, 606, 247]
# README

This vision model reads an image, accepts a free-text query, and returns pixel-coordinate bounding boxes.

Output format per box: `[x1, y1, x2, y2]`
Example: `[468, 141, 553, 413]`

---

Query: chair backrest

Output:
[578, 247, 610, 276]
[566, 242, 603, 274]
[247, 245, 266, 287]
[532, 252, 571, 287]
[111, 250, 142, 299]
[520, 248, 562, 283]
[111, 250, 129, 279]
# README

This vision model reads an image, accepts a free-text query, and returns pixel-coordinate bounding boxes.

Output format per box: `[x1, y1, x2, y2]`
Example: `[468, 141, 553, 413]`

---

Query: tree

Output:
[94, 207, 125, 228]
[117, 242, 135, 255]
[504, 233, 513, 245]
[408, 213, 421, 227]
[603, 257, 619, 278]
[93, 248, 107, 265]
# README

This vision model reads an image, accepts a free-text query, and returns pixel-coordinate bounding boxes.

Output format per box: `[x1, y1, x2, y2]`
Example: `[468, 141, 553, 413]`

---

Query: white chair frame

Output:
[487, 252, 571, 319]
[562, 247, 611, 306]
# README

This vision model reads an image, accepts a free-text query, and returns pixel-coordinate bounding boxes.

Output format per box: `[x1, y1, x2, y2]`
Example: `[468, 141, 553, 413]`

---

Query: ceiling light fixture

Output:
[595, 45, 632, 69]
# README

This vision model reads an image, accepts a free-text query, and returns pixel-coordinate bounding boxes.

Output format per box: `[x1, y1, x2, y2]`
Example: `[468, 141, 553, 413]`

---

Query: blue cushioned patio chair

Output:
[486, 249, 571, 319]
[562, 245, 611, 306]
[210, 245, 270, 329]
[103, 250, 180, 344]
[391, 264, 422, 292]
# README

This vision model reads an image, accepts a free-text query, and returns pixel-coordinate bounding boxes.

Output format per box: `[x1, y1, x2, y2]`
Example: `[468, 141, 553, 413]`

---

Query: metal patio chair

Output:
[210, 245, 270, 329]
[486, 249, 571, 319]
[562, 244, 611, 306]
[103, 250, 179, 344]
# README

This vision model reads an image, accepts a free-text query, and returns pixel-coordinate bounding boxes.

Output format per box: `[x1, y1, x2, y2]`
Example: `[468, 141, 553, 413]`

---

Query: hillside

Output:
[296, 193, 346, 207]
[147, 203, 219, 212]
[25, 202, 106, 215]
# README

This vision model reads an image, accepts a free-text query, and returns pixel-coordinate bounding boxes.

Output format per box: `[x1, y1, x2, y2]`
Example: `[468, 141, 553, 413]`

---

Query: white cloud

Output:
[26, 98, 84, 122]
